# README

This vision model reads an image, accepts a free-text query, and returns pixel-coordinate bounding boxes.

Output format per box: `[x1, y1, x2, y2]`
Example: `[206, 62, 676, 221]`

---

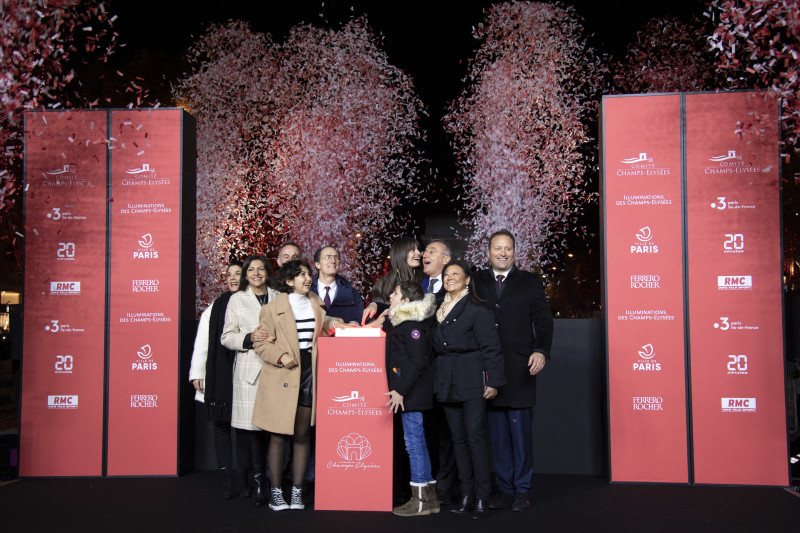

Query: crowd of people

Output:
[189, 230, 554, 519]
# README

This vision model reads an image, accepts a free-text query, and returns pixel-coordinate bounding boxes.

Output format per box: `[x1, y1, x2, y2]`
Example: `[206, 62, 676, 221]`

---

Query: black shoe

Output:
[471, 499, 489, 520]
[251, 472, 267, 506]
[450, 494, 474, 514]
[511, 491, 531, 512]
[488, 491, 513, 510]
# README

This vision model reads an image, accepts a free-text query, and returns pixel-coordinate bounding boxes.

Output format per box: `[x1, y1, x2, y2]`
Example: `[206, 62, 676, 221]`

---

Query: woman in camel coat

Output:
[252, 260, 342, 511]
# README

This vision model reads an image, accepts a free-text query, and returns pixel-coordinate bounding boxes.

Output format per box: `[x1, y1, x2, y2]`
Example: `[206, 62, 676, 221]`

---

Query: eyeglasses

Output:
[321, 255, 340, 263]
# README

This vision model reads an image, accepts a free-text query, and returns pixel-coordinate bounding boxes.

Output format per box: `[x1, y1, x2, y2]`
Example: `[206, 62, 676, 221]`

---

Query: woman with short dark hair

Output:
[433, 260, 505, 520]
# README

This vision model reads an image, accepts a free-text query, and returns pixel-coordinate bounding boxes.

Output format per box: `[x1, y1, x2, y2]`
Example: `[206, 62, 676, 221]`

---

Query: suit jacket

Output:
[473, 266, 553, 408]
[311, 274, 364, 324]
[252, 292, 335, 435]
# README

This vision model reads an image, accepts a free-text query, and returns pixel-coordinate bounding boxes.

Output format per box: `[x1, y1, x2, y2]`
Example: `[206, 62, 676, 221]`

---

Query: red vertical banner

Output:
[603, 95, 689, 482]
[685, 93, 787, 485]
[315, 337, 393, 511]
[21, 110, 109, 476]
[106, 110, 184, 475]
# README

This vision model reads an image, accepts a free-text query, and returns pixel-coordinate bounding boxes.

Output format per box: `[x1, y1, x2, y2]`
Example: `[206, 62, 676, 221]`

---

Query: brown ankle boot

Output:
[392, 483, 430, 516]
[424, 482, 440, 513]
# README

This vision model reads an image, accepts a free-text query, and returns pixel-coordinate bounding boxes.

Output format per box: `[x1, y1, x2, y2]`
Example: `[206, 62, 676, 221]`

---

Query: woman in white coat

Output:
[221, 254, 279, 505]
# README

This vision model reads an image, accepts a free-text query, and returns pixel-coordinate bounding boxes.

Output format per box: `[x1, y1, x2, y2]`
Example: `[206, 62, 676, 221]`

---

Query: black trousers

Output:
[443, 397, 491, 500]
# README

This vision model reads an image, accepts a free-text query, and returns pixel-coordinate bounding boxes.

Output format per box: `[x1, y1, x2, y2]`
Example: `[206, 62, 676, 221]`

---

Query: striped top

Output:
[288, 293, 315, 350]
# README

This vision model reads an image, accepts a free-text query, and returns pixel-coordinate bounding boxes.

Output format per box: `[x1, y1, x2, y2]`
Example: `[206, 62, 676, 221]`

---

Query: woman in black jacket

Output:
[433, 260, 505, 519]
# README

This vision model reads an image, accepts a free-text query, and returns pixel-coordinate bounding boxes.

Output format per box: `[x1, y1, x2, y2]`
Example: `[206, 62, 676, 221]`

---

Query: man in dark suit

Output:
[421, 240, 451, 302]
[310, 245, 364, 324]
[472, 230, 554, 512]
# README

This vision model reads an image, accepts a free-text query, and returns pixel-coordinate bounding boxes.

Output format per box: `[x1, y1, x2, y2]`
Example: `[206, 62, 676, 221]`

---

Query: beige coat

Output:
[252, 292, 335, 435]
[220, 285, 280, 430]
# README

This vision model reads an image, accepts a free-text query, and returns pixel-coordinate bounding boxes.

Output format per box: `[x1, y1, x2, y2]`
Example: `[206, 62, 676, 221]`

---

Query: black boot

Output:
[220, 467, 237, 499]
[450, 494, 474, 514]
[251, 467, 267, 506]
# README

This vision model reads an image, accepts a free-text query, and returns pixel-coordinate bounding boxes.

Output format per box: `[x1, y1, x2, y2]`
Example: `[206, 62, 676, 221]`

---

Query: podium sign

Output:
[315, 337, 393, 511]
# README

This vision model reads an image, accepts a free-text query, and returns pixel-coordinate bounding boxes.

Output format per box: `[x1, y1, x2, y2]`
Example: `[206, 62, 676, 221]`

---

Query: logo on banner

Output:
[337, 433, 372, 461]
[727, 355, 748, 375]
[714, 316, 759, 331]
[130, 394, 158, 408]
[630, 275, 660, 289]
[333, 391, 363, 402]
[50, 281, 80, 295]
[721, 397, 756, 412]
[41, 165, 95, 187]
[48, 395, 78, 409]
[630, 226, 659, 254]
[132, 279, 160, 293]
[616, 152, 671, 177]
[46, 206, 86, 221]
[44, 320, 84, 333]
[133, 233, 159, 259]
[723, 233, 744, 254]
[56, 242, 76, 261]
[133, 344, 158, 371]
[632, 397, 663, 411]
[122, 163, 171, 186]
[54, 355, 74, 374]
[633, 344, 661, 372]
[326, 390, 381, 416]
[710, 196, 756, 211]
[705, 150, 761, 175]
[326, 432, 382, 471]
[717, 275, 752, 290]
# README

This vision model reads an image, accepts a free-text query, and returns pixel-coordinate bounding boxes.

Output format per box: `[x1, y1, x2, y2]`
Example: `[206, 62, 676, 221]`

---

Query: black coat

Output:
[311, 274, 365, 324]
[383, 295, 437, 412]
[432, 296, 506, 403]
[473, 267, 554, 408]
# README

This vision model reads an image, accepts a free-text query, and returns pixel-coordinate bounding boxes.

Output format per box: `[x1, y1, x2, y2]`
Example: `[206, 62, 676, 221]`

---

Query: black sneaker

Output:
[269, 487, 289, 511]
[290, 485, 304, 510]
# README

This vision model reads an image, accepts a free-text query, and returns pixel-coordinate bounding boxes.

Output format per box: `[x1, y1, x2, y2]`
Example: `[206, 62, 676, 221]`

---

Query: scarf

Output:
[204, 291, 236, 423]
[436, 287, 470, 323]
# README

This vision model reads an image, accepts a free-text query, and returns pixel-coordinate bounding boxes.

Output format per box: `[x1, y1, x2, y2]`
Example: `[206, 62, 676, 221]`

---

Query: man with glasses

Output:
[311, 245, 364, 324]
[421, 240, 451, 304]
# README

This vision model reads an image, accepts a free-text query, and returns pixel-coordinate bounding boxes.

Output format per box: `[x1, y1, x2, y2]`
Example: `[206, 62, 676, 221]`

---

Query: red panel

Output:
[21, 110, 108, 476]
[106, 110, 183, 475]
[315, 337, 393, 511]
[685, 92, 787, 485]
[603, 95, 689, 482]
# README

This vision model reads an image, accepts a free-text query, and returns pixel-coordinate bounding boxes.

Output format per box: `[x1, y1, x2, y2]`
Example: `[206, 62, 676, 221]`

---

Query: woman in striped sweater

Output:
[252, 260, 342, 511]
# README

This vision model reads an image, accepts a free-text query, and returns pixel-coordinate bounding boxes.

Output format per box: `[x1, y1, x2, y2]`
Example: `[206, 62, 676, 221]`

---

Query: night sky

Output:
[108, 0, 707, 114]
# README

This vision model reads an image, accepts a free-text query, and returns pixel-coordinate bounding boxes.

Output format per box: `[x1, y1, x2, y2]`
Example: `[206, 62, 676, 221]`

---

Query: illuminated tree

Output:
[444, 0, 605, 272]
[175, 18, 428, 306]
